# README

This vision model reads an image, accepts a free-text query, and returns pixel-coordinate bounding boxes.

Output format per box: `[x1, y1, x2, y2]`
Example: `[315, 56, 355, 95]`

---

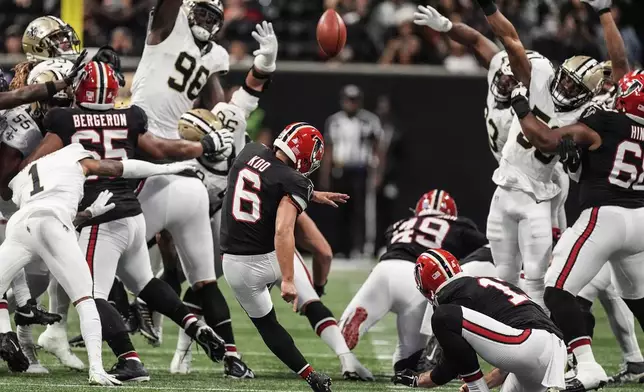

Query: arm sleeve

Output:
[43, 108, 75, 144]
[283, 174, 313, 214]
[429, 352, 460, 386]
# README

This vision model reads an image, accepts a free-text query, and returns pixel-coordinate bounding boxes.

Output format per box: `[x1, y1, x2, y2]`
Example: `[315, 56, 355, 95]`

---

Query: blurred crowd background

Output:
[0, 0, 642, 71]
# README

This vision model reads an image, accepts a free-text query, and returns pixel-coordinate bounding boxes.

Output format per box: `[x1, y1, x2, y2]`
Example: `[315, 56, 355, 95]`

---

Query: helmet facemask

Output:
[550, 57, 601, 112]
[186, 1, 224, 42]
[491, 72, 518, 105]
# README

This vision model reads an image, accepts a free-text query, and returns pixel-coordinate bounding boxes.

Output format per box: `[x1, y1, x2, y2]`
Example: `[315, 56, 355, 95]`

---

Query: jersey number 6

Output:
[168, 52, 210, 101]
[232, 168, 261, 223]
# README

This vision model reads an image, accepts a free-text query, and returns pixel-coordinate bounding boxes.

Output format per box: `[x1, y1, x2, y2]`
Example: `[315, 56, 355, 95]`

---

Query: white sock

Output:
[598, 296, 644, 363]
[11, 270, 31, 308]
[317, 321, 350, 356]
[571, 338, 596, 364]
[0, 300, 11, 333]
[75, 299, 103, 370]
[17, 324, 33, 346]
[462, 369, 490, 392]
[523, 278, 547, 313]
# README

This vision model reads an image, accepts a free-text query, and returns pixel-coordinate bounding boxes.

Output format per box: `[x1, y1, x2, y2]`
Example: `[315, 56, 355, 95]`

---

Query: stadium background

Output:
[0, 0, 643, 254]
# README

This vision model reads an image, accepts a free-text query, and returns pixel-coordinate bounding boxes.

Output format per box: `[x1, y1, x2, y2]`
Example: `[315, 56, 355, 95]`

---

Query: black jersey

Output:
[43, 105, 148, 227]
[220, 142, 313, 255]
[576, 105, 644, 210]
[380, 214, 487, 262]
[459, 244, 494, 266]
[436, 276, 562, 338]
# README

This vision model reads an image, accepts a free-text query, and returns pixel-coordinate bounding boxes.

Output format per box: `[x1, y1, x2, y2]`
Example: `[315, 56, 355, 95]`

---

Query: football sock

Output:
[570, 338, 596, 364]
[95, 298, 136, 358]
[107, 278, 131, 320]
[430, 304, 480, 384]
[10, 271, 30, 308]
[545, 287, 590, 343]
[138, 278, 192, 328]
[160, 265, 184, 296]
[304, 301, 349, 356]
[462, 369, 490, 392]
[0, 297, 11, 333]
[251, 307, 310, 374]
[48, 279, 70, 325]
[599, 296, 643, 363]
[75, 299, 103, 370]
[576, 297, 596, 339]
[194, 283, 236, 349]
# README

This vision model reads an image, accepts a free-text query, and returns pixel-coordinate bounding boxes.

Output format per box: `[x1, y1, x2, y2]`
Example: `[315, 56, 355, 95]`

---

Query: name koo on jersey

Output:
[73, 113, 128, 128]
[247, 155, 271, 172]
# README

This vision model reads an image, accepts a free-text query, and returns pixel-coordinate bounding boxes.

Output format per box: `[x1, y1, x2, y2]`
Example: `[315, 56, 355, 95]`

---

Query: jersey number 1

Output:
[477, 277, 529, 305]
[168, 52, 210, 101]
[29, 164, 44, 196]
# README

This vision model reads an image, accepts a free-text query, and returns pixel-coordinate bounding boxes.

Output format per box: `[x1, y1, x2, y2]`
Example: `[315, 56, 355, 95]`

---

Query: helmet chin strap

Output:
[191, 25, 211, 42]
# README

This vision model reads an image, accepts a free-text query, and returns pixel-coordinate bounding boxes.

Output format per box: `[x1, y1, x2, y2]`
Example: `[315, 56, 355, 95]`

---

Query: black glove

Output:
[392, 369, 419, 387]
[474, 0, 498, 15]
[93, 46, 126, 87]
[314, 282, 326, 297]
[558, 135, 581, 173]
[64, 49, 88, 86]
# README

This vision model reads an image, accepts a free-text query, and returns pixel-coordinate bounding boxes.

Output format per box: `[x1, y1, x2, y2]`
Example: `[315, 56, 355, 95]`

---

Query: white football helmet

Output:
[183, 0, 224, 42]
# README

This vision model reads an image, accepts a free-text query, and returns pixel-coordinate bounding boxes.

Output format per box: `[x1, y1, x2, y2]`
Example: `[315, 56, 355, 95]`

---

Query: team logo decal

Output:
[26, 25, 39, 39]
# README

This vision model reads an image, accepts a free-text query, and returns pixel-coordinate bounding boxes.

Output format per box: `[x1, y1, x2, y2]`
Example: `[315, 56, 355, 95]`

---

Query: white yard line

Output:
[0, 381, 303, 392]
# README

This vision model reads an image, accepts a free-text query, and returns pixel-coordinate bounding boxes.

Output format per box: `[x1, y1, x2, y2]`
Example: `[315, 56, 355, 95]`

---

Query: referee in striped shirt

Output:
[320, 85, 384, 258]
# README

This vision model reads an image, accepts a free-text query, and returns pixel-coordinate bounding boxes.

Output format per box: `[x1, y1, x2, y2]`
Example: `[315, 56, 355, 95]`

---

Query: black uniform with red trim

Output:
[459, 245, 493, 267]
[220, 142, 313, 255]
[43, 105, 148, 227]
[380, 214, 487, 262]
[435, 276, 562, 338]
[576, 105, 644, 210]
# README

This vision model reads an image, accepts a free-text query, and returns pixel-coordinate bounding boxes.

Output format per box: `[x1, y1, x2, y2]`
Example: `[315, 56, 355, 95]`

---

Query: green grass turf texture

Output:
[0, 268, 641, 391]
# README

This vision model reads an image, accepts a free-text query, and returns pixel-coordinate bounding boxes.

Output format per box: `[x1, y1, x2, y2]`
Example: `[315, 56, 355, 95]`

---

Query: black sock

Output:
[160, 267, 183, 296]
[576, 296, 595, 339]
[303, 301, 336, 335]
[182, 287, 202, 313]
[623, 297, 644, 331]
[95, 298, 137, 358]
[138, 278, 193, 327]
[430, 304, 478, 385]
[108, 278, 130, 319]
[251, 308, 310, 376]
[195, 282, 235, 347]
[545, 287, 590, 344]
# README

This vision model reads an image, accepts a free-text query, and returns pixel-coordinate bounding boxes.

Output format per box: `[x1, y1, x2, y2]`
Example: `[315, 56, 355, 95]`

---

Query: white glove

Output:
[413, 5, 453, 32]
[511, 83, 529, 101]
[252, 21, 278, 73]
[85, 190, 115, 218]
[121, 159, 198, 178]
[581, 0, 611, 13]
[205, 128, 234, 160]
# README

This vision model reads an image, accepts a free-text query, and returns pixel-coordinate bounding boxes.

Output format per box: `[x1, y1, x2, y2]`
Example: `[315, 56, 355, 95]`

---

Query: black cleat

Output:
[108, 358, 151, 382]
[124, 304, 139, 333]
[68, 334, 85, 348]
[306, 371, 332, 392]
[608, 362, 644, 384]
[14, 299, 62, 326]
[194, 323, 225, 363]
[133, 300, 159, 346]
[0, 332, 29, 372]
[565, 377, 606, 392]
[416, 335, 442, 373]
[224, 355, 255, 379]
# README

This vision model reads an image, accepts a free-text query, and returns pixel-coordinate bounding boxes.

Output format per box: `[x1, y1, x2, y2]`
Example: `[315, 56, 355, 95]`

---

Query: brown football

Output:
[316, 9, 347, 58]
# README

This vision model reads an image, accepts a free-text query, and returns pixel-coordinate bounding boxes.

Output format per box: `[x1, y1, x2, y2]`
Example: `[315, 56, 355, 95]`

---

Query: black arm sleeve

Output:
[283, 174, 313, 214]
[429, 353, 460, 386]
[43, 108, 75, 144]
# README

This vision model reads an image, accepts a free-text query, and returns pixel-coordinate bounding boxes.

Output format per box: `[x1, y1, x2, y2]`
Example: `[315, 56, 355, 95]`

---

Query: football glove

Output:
[252, 21, 278, 73]
[413, 5, 452, 32]
[392, 369, 419, 387]
[558, 135, 581, 173]
[201, 129, 234, 160]
[85, 190, 115, 218]
[64, 49, 88, 86]
[581, 0, 611, 14]
[92, 45, 126, 87]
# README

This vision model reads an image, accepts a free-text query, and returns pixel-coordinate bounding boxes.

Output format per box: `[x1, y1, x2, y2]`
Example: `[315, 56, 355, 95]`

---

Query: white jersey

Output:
[9, 143, 92, 225]
[485, 51, 515, 162]
[493, 53, 559, 200]
[131, 7, 229, 139]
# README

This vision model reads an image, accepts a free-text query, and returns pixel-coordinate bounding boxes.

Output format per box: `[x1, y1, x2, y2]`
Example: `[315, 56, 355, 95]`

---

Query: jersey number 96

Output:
[168, 52, 210, 101]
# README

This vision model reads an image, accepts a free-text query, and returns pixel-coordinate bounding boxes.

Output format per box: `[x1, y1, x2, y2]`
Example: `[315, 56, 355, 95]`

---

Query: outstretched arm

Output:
[0, 80, 70, 110]
[583, 0, 630, 81]
[138, 132, 204, 160]
[147, 0, 183, 45]
[413, 5, 500, 69]
[473, 0, 531, 85]
[80, 158, 196, 178]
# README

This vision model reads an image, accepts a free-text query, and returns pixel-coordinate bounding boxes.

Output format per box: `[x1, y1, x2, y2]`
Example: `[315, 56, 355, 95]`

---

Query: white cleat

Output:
[170, 349, 193, 374]
[25, 363, 49, 374]
[339, 352, 374, 381]
[37, 327, 85, 371]
[567, 362, 608, 392]
[89, 367, 123, 386]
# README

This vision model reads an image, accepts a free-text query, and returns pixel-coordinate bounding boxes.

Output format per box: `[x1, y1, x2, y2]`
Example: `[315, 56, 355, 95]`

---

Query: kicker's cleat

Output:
[108, 358, 151, 382]
[89, 366, 123, 386]
[565, 362, 608, 392]
[170, 349, 192, 374]
[224, 355, 255, 379]
[306, 371, 333, 392]
[37, 326, 85, 370]
[416, 335, 442, 373]
[0, 332, 29, 372]
[14, 299, 62, 326]
[133, 299, 160, 346]
[341, 307, 367, 350]
[608, 361, 644, 384]
[339, 352, 373, 381]
[194, 323, 225, 363]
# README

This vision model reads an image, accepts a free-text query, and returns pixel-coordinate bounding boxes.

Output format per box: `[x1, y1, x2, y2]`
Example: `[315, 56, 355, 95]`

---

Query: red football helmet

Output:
[415, 249, 462, 303]
[415, 189, 458, 217]
[273, 122, 324, 176]
[616, 69, 644, 122]
[75, 61, 120, 110]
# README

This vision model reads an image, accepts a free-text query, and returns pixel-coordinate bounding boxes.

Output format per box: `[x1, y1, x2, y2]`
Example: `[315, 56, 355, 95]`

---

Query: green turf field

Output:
[0, 266, 641, 391]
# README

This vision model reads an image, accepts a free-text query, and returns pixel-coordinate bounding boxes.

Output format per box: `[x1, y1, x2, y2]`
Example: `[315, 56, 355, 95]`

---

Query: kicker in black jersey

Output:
[577, 105, 644, 210]
[43, 105, 148, 227]
[220, 142, 313, 255]
[380, 214, 487, 262]
[436, 276, 562, 338]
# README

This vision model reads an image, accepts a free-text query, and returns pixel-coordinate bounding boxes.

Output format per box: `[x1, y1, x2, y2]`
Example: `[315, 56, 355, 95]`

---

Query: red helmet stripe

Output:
[425, 249, 455, 278]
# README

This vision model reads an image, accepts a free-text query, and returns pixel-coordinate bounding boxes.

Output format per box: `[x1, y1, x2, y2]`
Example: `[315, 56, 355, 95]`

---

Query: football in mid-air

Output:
[316, 9, 347, 58]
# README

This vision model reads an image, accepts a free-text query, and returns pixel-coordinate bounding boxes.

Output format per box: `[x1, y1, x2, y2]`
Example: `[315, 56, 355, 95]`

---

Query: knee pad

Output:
[303, 301, 337, 336]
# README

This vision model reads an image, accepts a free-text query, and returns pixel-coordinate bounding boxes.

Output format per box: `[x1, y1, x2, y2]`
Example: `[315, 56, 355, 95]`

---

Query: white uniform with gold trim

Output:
[485, 51, 515, 162]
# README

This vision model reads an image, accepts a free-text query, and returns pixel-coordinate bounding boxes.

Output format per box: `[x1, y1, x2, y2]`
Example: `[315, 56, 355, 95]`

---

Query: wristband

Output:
[46, 81, 57, 97]
[251, 66, 272, 80]
[598, 8, 611, 15]
[511, 97, 531, 119]
[242, 82, 263, 98]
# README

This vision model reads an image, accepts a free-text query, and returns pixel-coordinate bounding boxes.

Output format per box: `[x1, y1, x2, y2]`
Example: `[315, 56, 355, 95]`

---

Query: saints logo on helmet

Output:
[491, 55, 518, 105]
[23, 16, 80, 61]
[28, 68, 73, 119]
[550, 56, 602, 111]
[183, 0, 224, 42]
